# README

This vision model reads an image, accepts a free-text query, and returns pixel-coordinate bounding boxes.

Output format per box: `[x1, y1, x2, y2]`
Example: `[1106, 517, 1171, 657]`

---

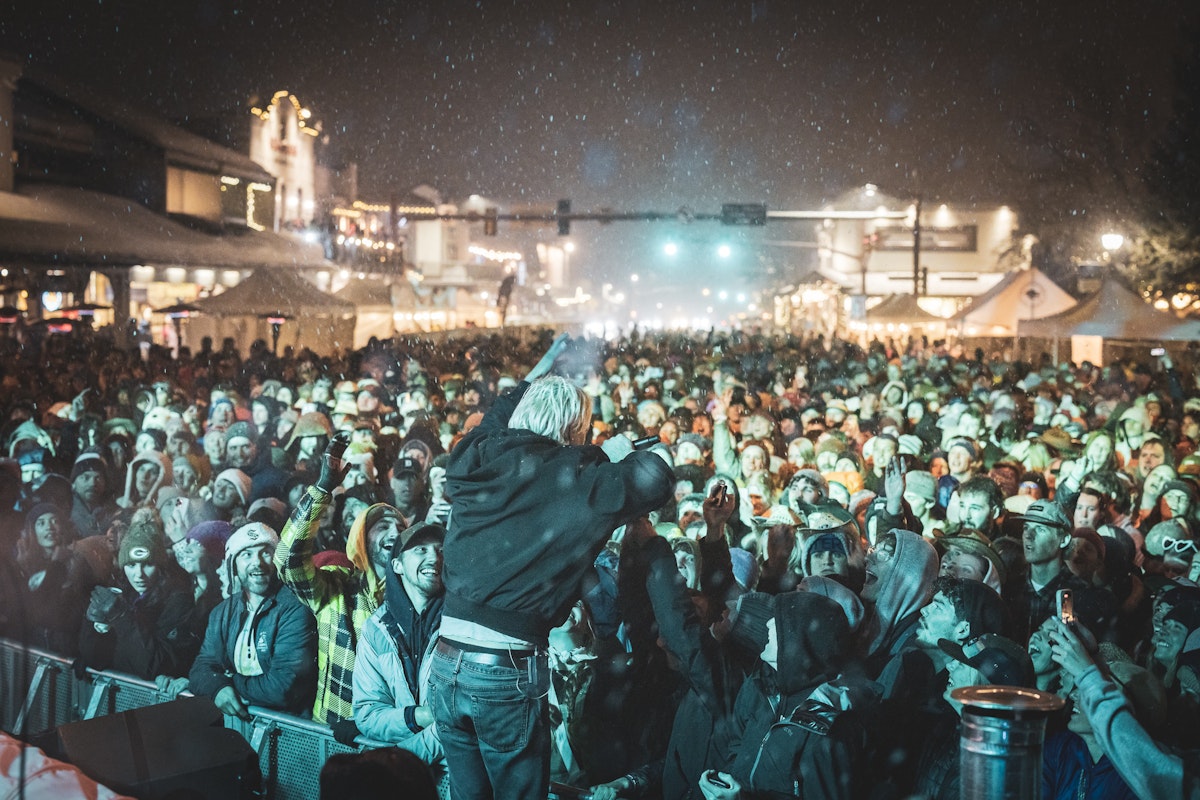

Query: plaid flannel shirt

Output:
[275, 485, 381, 725]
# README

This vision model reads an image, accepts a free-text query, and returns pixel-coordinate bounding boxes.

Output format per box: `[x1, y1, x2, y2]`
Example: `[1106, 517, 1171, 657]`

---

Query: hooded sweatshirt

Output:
[117, 450, 173, 508]
[861, 529, 938, 677]
[275, 488, 386, 724]
[726, 592, 862, 800]
[1075, 666, 1191, 799]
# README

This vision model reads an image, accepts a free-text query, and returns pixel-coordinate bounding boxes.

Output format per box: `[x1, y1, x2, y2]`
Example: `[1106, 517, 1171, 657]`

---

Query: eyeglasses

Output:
[1162, 537, 1199, 555]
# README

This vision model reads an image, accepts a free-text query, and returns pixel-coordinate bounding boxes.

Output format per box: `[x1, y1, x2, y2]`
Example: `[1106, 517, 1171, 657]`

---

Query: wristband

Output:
[404, 705, 422, 734]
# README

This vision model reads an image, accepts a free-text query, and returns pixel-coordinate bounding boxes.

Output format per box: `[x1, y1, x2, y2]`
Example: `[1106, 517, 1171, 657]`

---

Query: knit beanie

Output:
[224, 421, 256, 446]
[1071, 528, 1107, 561]
[71, 450, 109, 485]
[16, 445, 46, 468]
[361, 504, 403, 535]
[215, 468, 252, 506]
[947, 438, 977, 460]
[185, 520, 234, 566]
[247, 497, 288, 521]
[25, 502, 63, 531]
[284, 411, 333, 450]
[1165, 600, 1200, 634]
[727, 591, 776, 656]
[220, 522, 280, 598]
[799, 575, 866, 633]
[119, 521, 167, 569]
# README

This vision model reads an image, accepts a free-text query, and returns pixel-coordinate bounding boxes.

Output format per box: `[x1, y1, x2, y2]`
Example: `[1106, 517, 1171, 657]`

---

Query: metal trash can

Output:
[953, 685, 1064, 800]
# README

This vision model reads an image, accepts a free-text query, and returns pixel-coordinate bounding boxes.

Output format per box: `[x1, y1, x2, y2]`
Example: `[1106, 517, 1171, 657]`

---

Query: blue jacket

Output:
[1042, 729, 1137, 800]
[352, 608, 444, 764]
[188, 585, 317, 716]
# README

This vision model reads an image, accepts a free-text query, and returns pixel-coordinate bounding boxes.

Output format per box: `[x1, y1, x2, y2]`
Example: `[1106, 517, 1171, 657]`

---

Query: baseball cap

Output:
[1012, 499, 1071, 530]
[797, 503, 858, 538]
[939, 633, 1034, 687]
[393, 456, 421, 477]
[392, 521, 445, 556]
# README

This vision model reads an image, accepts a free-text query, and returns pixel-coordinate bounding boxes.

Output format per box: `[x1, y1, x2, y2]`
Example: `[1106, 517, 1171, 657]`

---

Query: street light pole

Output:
[912, 169, 922, 297]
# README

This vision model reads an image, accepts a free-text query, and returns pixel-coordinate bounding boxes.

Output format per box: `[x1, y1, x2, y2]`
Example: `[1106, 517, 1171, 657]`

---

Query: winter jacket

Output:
[78, 578, 200, 679]
[724, 592, 862, 800]
[443, 380, 674, 646]
[13, 535, 90, 656]
[275, 486, 385, 724]
[352, 608, 444, 763]
[637, 534, 745, 800]
[1042, 730, 1137, 800]
[188, 585, 317, 716]
[71, 493, 115, 540]
[1006, 567, 1093, 645]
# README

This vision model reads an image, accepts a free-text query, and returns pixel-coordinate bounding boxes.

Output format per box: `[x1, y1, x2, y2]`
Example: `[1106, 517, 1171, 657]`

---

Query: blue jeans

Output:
[429, 643, 551, 800]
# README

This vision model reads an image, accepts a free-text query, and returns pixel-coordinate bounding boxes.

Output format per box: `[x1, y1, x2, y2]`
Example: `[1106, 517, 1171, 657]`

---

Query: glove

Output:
[331, 718, 361, 746]
[86, 586, 127, 624]
[316, 431, 352, 494]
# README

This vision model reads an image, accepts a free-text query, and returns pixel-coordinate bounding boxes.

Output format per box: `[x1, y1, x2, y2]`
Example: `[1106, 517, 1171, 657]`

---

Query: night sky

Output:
[2, 0, 1196, 292]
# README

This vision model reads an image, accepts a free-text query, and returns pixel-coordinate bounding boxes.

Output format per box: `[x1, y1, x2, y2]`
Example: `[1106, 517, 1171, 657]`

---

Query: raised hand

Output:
[316, 430, 352, 493]
[526, 332, 572, 381]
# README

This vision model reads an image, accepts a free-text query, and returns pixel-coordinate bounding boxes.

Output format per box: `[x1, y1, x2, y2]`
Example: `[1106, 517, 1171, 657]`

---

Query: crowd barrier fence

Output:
[0, 636, 389, 800]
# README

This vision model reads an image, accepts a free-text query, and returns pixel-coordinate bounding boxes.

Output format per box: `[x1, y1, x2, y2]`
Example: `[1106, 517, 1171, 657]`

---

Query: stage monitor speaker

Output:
[57, 696, 261, 800]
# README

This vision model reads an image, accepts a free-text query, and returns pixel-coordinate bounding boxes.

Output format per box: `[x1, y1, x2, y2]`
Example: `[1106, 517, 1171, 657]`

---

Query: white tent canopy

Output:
[190, 269, 356, 355]
[1017, 278, 1200, 341]
[333, 278, 421, 347]
[953, 267, 1077, 337]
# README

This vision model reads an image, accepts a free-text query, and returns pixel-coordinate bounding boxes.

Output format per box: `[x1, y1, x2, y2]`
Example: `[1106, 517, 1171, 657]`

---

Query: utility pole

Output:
[912, 169, 922, 297]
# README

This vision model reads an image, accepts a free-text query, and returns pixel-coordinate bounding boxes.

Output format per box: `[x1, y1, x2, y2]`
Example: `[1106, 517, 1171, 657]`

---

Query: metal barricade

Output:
[0, 637, 393, 800]
[236, 706, 381, 800]
[0, 639, 80, 736]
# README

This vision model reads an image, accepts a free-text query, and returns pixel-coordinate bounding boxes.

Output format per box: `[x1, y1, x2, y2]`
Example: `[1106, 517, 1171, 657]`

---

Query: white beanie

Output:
[220, 522, 280, 598]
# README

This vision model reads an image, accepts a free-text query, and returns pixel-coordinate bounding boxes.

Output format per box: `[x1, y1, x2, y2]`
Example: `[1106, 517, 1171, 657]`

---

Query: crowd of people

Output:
[3, 326, 1200, 800]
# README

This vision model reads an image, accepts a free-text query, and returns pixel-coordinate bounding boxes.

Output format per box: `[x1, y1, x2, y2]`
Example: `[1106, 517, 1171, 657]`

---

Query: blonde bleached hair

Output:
[509, 376, 591, 445]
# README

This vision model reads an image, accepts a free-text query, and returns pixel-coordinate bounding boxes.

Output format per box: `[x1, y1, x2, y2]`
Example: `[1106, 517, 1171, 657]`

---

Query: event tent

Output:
[334, 278, 421, 347]
[190, 269, 355, 355]
[1017, 278, 1200, 341]
[952, 267, 1077, 337]
[1016, 277, 1200, 364]
[862, 294, 949, 337]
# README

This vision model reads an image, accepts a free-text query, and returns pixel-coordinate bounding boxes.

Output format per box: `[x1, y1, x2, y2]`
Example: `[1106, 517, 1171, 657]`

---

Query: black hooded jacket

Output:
[725, 592, 865, 800]
[443, 381, 674, 645]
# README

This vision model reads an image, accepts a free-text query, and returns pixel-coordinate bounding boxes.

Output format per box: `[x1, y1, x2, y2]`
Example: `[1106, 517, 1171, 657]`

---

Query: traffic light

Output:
[721, 203, 767, 226]
[557, 199, 571, 236]
[484, 207, 498, 236]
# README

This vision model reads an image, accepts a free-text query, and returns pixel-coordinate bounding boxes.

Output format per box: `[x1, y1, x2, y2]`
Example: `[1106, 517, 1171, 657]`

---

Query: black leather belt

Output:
[436, 638, 536, 666]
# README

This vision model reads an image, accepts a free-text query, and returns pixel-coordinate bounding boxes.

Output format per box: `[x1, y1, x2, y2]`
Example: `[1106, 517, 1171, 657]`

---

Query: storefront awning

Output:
[0, 185, 330, 270]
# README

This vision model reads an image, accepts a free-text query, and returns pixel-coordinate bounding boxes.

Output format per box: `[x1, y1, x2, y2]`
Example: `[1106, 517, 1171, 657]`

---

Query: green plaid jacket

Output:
[275, 486, 381, 725]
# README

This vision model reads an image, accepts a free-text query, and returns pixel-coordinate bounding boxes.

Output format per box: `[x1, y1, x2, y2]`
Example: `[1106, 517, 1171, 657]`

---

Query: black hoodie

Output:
[725, 592, 864, 800]
[443, 381, 673, 645]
